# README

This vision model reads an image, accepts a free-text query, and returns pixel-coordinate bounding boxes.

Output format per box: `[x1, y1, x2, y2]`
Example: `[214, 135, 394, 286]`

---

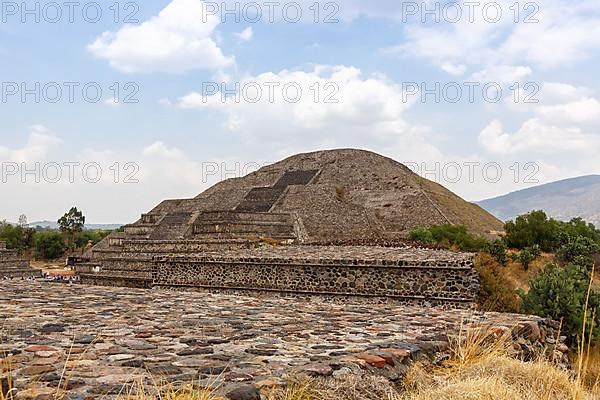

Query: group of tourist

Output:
[2, 275, 40, 281]
[1, 273, 80, 282]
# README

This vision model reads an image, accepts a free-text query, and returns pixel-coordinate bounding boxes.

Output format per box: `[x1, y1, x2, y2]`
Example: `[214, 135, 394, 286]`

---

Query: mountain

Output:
[29, 221, 123, 230]
[477, 175, 600, 226]
[100, 149, 502, 246]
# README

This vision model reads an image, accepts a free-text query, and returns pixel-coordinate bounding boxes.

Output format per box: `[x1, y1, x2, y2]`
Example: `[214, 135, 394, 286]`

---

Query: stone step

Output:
[193, 222, 295, 236]
[0, 268, 42, 278]
[192, 233, 296, 240]
[198, 211, 293, 224]
[79, 273, 152, 288]
[193, 211, 296, 240]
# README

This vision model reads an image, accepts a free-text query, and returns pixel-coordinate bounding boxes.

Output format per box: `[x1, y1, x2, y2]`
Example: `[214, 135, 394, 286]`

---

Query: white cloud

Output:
[475, 78, 600, 199]
[234, 27, 253, 42]
[540, 82, 593, 104]
[499, 8, 600, 68]
[391, 0, 600, 79]
[480, 79, 600, 156]
[176, 65, 442, 161]
[440, 63, 466, 76]
[0, 130, 221, 223]
[536, 98, 600, 124]
[104, 98, 120, 107]
[0, 125, 62, 163]
[470, 65, 532, 85]
[479, 118, 600, 155]
[87, 0, 234, 74]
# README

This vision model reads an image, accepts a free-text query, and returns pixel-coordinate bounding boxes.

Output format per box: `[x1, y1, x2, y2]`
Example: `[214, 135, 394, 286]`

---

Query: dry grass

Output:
[395, 354, 599, 400]
[266, 379, 321, 400]
[118, 379, 225, 400]
[576, 346, 600, 393]
[502, 251, 555, 292]
[394, 320, 599, 400]
[263, 325, 600, 400]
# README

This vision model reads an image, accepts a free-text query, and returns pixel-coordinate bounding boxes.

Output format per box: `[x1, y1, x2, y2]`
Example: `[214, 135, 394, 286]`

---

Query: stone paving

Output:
[0, 281, 565, 399]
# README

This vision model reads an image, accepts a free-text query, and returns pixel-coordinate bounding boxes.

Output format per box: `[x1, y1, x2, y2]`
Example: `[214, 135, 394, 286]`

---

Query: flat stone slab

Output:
[0, 281, 563, 398]
[162, 245, 474, 267]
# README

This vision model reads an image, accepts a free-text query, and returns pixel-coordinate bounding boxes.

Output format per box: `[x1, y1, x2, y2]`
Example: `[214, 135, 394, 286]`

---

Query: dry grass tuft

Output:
[395, 355, 599, 400]
[447, 322, 513, 369]
[577, 346, 600, 393]
[266, 379, 321, 400]
[117, 378, 225, 400]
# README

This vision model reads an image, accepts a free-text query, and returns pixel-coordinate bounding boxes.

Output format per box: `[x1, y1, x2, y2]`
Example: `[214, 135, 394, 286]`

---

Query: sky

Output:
[1, 0, 599, 223]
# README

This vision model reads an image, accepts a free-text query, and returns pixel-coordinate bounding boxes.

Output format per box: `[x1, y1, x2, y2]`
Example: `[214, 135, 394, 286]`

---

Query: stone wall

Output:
[152, 246, 479, 307]
[0, 241, 42, 278]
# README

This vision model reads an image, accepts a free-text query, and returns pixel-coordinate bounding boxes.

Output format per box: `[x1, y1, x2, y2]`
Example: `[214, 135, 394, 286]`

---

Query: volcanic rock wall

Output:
[153, 246, 479, 308]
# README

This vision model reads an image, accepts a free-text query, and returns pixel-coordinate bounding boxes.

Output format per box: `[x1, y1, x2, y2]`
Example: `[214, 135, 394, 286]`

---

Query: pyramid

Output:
[131, 148, 501, 242]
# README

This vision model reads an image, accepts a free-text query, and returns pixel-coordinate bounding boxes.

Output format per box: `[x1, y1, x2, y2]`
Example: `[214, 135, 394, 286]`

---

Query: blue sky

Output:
[1, 0, 600, 223]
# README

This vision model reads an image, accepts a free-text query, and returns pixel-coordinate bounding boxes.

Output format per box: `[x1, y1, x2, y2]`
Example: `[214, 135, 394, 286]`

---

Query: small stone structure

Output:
[0, 240, 41, 278]
[78, 238, 479, 307]
[78, 239, 259, 288]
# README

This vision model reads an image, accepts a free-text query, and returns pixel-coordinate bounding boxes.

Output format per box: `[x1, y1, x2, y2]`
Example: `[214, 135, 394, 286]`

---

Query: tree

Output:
[58, 207, 85, 250]
[560, 217, 600, 243]
[35, 231, 65, 259]
[0, 221, 35, 249]
[504, 210, 561, 251]
[427, 224, 488, 252]
[18, 214, 28, 227]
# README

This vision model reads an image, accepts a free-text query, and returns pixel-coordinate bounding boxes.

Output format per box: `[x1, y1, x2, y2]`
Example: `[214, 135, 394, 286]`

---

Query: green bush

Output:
[485, 240, 508, 265]
[34, 231, 65, 259]
[517, 249, 536, 271]
[408, 228, 435, 243]
[407, 225, 488, 251]
[520, 262, 600, 343]
[428, 224, 488, 251]
[559, 217, 600, 243]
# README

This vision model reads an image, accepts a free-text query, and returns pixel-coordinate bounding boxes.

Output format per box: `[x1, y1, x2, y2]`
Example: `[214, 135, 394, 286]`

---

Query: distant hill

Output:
[477, 175, 600, 226]
[29, 220, 123, 230]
